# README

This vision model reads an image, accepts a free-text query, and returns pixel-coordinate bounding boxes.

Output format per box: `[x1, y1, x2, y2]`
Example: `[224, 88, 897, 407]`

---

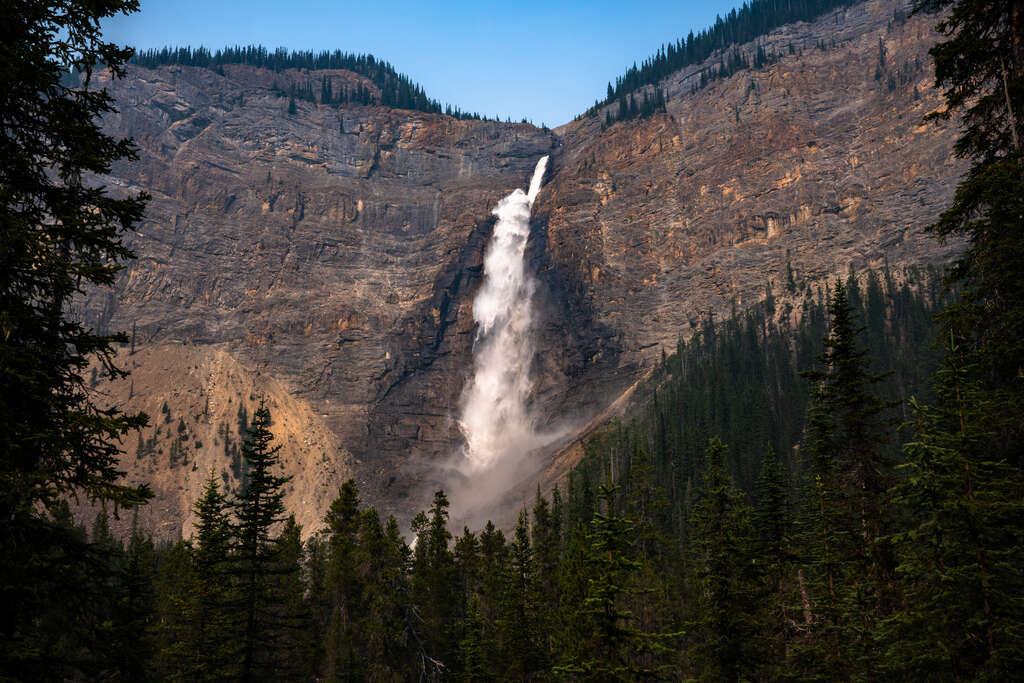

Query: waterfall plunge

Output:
[458, 156, 549, 473]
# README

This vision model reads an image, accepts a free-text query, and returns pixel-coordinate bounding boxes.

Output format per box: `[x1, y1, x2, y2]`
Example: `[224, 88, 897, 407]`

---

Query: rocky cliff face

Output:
[88, 0, 962, 535]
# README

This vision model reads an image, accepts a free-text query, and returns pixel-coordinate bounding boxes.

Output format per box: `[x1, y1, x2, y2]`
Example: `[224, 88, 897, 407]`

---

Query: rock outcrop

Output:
[86, 0, 963, 534]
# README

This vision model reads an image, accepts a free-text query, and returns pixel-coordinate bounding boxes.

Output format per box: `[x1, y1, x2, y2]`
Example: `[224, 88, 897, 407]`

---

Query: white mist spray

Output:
[458, 156, 549, 473]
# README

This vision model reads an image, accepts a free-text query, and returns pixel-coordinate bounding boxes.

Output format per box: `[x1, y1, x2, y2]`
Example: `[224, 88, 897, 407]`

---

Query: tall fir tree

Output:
[409, 490, 458, 679]
[264, 516, 314, 679]
[153, 540, 200, 681]
[530, 489, 561, 667]
[498, 509, 543, 679]
[187, 474, 238, 681]
[886, 0, 1024, 677]
[320, 479, 364, 680]
[685, 438, 765, 682]
[914, 0, 1024, 452]
[794, 280, 898, 680]
[0, 1, 151, 676]
[751, 447, 792, 677]
[231, 400, 293, 682]
[357, 511, 415, 681]
[884, 335, 1024, 678]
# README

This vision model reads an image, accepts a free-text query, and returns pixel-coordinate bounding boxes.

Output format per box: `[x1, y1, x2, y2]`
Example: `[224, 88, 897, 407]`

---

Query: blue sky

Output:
[103, 0, 740, 127]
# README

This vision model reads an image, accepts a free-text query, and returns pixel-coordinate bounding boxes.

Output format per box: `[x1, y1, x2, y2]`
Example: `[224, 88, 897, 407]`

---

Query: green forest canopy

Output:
[130, 46, 490, 120]
[134, 0, 871, 126]
[598, 0, 862, 108]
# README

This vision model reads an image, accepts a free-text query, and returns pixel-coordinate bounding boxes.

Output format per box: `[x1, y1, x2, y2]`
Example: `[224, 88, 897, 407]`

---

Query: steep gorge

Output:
[87, 0, 963, 535]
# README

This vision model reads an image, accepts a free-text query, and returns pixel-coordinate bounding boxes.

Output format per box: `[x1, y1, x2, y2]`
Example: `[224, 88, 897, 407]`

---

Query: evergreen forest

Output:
[596, 0, 859, 113]
[2, 0, 1023, 680]
[131, 46, 490, 120]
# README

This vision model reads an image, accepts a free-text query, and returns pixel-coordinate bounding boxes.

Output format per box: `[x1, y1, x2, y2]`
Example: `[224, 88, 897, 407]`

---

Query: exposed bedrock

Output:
[87, 0, 963, 532]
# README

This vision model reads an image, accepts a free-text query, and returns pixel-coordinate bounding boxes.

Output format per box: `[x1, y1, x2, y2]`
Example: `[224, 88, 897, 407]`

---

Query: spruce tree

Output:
[884, 335, 1024, 678]
[264, 516, 314, 679]
[112, 525, 157, 681]
[880, 0, 1024, 675]
[321, 480, 363, 680]
[559, 480, 679, 679]
[553, 482, 637, 679]
[552, 520, 590, 673]
[530, 489, 561, 666]
[751, 448, 792, 676]
[153, 540, 199, 680]
[473, 520, 508, 675]
[499, 509, 542, 678]
[0, 1, 151, 676]
[409, 490, 458, 678]
[231, 400, 292, 682]
[374, 515, 417, 680]
[794, 280, 898, 680]
[685, 438, 764, 682]
[913, 0, 1024, 455]
[184, 474, 238, 681]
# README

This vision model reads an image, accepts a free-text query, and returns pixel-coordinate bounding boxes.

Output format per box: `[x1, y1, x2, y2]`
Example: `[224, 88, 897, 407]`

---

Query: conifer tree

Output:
[320, 480, 363, 679]
[453, 524, 486, 676]
[530, 489, 561, 665]
[153, 540, 199, 680]
[751, 448, 792, 676]
[264, 516, 314, 679]
[373, 515, 417, 680]
[552, 520, 591, 673]
[1, 1, 151, 675]
[471, 520, 507, 674]
[499, 509, 543, 678]
[123, 527, 158, 677]
[409, 490, 458, 678]
[560, 479, 679, 679]
[795, 280, 898, 679]
[877, 0, 1024, 676]
[231, 400, 293, 682]
[913, 0, 1024, 455]
[884, 335, 1024, 678]
[685, 438, 764, 682]
[554, 482, 638, 679]
[185, 474, 238, 681]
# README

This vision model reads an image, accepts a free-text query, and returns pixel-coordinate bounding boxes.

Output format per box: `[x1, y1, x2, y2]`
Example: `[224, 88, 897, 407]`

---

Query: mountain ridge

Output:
[85, 0, 962, 536]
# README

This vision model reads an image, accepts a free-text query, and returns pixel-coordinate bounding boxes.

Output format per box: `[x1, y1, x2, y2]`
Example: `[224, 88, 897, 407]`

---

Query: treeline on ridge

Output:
[593, 0, 863, 125]
[601, 0, 859, 104]
[130, 46, 490, 120]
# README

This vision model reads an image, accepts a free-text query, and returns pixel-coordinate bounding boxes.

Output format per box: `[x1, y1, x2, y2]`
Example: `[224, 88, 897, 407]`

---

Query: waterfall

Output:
[458, 155, 549, 473]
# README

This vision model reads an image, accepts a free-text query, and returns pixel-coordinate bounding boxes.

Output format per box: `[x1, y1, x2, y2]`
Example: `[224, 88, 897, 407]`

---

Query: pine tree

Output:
[409, 490, 457, 679]
[559, 480, 680, 679]
[185, 474, 238, 680]
[320, 479, 364, 680]
[231, 400, 293, 682]
[153, 540, 199, 680]
[530, 489, 560, 666]
[884, 335, 1024, 678]
[794, 281, 898, 679]
[471, 520, 507, 675]
[879, 1, 1024, 674]
[499, 509, 542, 678]
[0, 1, 151, 676]
[751, 448, 792, 676]
[111, 526, 158, 681]
[370, 515, 416, 680]
[264, 516, 313, 679]
[685, 438, 764, 682]
[914, 0, 1024, 457]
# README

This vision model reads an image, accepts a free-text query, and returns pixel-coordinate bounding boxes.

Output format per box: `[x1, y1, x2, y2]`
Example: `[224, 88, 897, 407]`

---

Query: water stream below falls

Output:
[458, 156, 550, 473]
